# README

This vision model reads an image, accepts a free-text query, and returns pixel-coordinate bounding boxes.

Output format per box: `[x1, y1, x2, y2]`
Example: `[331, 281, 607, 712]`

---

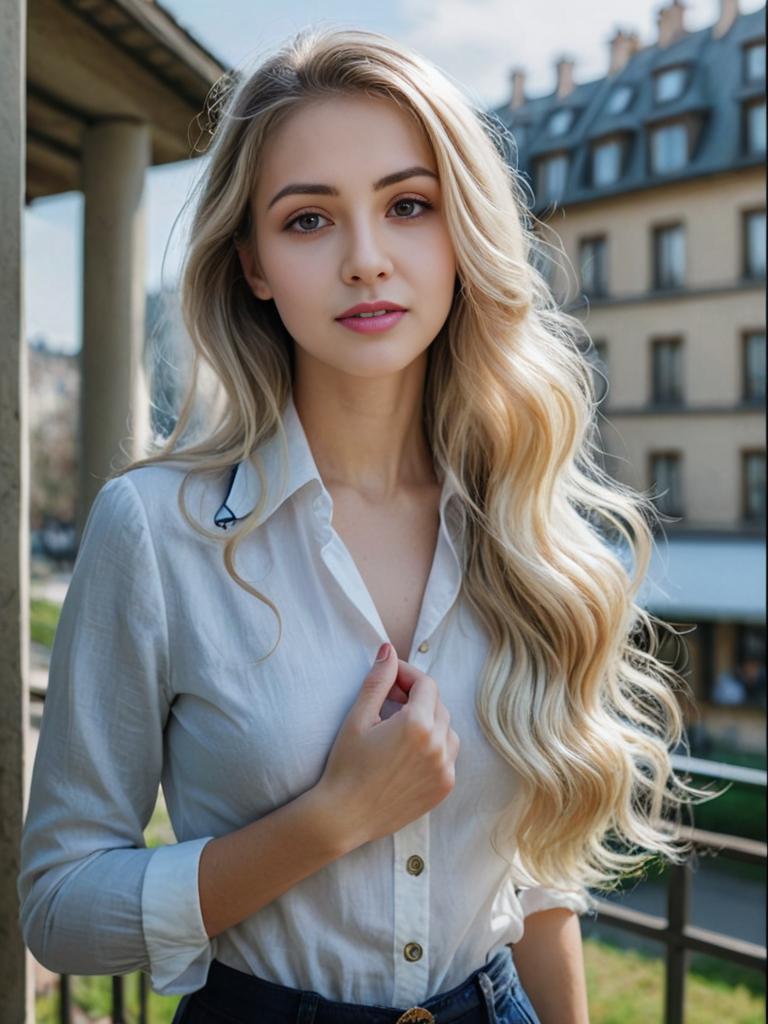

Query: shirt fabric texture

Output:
[18, 391, 595, 1005]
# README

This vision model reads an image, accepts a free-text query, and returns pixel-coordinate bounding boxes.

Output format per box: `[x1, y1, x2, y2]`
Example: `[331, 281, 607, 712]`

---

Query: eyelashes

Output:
[283, 197, 434, 235]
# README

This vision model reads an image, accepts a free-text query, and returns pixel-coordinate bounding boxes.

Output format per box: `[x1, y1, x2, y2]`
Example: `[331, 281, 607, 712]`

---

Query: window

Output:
[713, 624, 766, 709]
[592, 139, 623, 186]
[744, 40, 766, 83]
[651, 338, 683, 403]
[744, 99, 766, 155]
[653, 223, 686, 289]
[743, 330, 766, 401]
[743, 209, 766, 278]
[538, 154, 568, 202]
[654, 66, 687, 103]
[588, 339, 609, 403]
[579, 236, 608, 296]
[650, 123, 688, 173]
[650, 452, 684, 517]
[742, 450, 766, 522]
[548, 109, 574, 136]
[607, 85, 633, 115]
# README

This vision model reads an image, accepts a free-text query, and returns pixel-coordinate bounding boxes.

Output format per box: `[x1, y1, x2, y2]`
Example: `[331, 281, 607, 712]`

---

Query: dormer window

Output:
[744, 39, 766, 83]
[744, 98, 766, 155]
[592, 138, 623, 186]
[537, 153, 569, 202]
[548, 109, 574, 136]
[654, 66, 687, 103]
[650, 122, 688, 173]
[606, 84, 633, 115]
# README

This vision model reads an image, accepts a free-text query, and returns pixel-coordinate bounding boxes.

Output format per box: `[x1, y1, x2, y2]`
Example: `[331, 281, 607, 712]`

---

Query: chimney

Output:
[555, 56, 576, 99]
[657, 0, 687, 48]
[509, 67, 526, 110]
[712, 0, 739, 39]
[608, 29, 641, 75]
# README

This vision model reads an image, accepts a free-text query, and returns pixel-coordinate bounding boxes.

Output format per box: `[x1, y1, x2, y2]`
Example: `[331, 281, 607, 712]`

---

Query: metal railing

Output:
[32, 748, 766, 1024]
[586, 754, 766, 1024]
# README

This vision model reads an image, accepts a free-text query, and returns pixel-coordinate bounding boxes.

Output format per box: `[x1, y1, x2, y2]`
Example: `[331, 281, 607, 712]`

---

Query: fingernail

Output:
[375, 642, 390, 662]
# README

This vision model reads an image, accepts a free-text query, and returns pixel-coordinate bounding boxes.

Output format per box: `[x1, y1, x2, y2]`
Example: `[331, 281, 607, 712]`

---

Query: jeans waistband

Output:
[184, 945, 519, 1023]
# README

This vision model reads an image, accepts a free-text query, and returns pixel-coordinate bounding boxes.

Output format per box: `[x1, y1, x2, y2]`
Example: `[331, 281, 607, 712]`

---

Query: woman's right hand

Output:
[315, 643, 461, 849]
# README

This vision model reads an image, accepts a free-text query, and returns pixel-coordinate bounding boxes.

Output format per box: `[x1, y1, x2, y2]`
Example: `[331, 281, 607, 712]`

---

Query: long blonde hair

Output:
[113, 25, 716, 899]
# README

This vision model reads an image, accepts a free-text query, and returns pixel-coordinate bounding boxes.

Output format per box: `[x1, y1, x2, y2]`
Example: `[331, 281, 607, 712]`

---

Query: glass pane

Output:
[607, 85, 633, 115]
[747, 211, 766, 276]
[655, 67, 686, 102]
[657, 226, 685, 287]
[594, 141, 621, 185]
[542, 155, 567, 199]
[745, 332, 766, 399]
[746, 41, 766, 82]
[747, 101, 766, 154]
[652, 124, 687, 172]
[549, 109, 573, 135]
[746, 453, 766, 519]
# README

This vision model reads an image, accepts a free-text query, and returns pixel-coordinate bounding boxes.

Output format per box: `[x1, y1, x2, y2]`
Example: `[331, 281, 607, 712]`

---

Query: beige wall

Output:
[540, 166, 766, 528]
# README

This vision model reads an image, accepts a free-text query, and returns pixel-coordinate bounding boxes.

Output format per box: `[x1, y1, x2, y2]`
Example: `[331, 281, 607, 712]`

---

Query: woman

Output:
[18, 25, 713, 1024]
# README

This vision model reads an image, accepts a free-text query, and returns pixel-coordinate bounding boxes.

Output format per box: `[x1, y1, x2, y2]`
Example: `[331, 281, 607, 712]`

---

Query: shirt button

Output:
[312, 496, 323, 513]
[403, 942, 423, 962]
[407, 855, 424, 876]
[418, 641, 429, 653]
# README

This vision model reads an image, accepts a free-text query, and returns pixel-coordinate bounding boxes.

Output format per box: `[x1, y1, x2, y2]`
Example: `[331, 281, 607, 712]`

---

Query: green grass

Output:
[584, 937, 765, 1023]
[30, 598, 61, 648]
[33, 939, 765, 1023]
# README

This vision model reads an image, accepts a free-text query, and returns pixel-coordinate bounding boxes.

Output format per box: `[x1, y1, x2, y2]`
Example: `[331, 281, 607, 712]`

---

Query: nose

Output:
[340, 218, 394, 285]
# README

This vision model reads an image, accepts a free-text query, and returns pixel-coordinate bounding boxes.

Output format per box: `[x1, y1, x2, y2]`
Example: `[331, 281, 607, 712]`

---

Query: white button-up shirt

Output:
[18, 392, 594, 1005]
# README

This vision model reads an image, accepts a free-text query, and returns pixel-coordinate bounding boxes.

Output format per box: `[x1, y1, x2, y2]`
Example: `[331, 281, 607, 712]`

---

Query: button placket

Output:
[393, 817, 430, 1005]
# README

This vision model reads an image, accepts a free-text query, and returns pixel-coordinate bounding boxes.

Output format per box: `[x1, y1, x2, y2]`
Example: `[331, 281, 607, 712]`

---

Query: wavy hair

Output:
[113, 25, 718, 899]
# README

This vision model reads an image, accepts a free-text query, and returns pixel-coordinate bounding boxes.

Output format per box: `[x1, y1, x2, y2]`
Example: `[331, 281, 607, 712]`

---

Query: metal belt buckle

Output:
[394, 1008, 436, 1024]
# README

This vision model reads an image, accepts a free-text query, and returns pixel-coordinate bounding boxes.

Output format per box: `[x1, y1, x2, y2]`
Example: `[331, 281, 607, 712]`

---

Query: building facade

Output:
[492, 0, 766, 753]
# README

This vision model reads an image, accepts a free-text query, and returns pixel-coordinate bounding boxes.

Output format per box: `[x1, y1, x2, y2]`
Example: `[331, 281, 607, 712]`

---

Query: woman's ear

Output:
[235, 240, 273, 301]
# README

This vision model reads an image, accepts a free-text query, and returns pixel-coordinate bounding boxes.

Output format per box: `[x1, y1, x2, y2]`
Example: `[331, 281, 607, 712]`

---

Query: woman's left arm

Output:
[509, 908, 590, 1024]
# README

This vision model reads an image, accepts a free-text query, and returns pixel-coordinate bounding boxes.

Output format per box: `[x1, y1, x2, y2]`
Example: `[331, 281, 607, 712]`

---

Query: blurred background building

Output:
[491, 0, 766, 755]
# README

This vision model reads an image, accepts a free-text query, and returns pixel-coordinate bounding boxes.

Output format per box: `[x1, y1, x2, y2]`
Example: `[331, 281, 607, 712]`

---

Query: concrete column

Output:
[79, 119, 151, 535]
[0, 0, 35, 1019]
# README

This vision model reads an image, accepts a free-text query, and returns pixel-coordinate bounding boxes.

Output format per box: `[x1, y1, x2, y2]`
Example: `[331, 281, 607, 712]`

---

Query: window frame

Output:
[653, 65, 688, 104]
[743, 39, 766, 84]
[652, 221, 686, 291]
[743, 97, 767, 156]
[742, 328, 766, 402]
[592, 137, 624, 186]
[578, 235, 609, 297]
[537, 152, 569, 203]
[741, 449, 766, 523]
[742, 208, 767, 279]
[650, 336, 684, 405]
[606, 84, 634, 115]
[649, 120, 689, 174]
[649, 450, 685, 518]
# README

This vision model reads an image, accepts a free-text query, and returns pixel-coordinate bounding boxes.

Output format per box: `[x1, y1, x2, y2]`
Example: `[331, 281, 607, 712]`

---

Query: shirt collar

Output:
[213, 390, 466, 536]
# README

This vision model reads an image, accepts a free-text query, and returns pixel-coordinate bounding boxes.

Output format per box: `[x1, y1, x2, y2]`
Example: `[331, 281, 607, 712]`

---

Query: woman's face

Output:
[237, 94, 457, 380]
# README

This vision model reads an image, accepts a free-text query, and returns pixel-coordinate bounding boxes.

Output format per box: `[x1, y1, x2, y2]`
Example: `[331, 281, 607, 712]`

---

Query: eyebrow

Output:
[266, 165, 439, 211]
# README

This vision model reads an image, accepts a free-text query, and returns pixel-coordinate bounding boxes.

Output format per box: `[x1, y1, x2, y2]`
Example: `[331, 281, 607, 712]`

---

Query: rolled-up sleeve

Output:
[511, 850, 596, 920]
[17, 474, 216, 994]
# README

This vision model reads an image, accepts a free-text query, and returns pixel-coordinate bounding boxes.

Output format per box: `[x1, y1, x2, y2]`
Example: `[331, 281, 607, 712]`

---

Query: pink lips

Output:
[336, 310, 407, 334]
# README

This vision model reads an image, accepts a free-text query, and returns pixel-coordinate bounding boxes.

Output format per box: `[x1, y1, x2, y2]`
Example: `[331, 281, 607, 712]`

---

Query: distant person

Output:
[712, 668, 747, 705]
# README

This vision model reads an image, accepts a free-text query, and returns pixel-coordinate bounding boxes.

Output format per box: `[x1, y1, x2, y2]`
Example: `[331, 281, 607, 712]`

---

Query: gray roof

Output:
[489, 7, 766, 213]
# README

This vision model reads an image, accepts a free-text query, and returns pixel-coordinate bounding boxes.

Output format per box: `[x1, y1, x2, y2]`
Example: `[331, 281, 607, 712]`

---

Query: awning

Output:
[636, 534, 765, 623]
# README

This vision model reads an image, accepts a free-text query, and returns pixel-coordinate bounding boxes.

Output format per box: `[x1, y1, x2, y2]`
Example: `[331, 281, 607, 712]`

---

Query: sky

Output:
[24, 0, 765, 354]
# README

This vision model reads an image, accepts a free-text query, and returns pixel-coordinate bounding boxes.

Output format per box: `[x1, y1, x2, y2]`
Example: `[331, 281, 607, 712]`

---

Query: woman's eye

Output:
[283, 197, 433, 235]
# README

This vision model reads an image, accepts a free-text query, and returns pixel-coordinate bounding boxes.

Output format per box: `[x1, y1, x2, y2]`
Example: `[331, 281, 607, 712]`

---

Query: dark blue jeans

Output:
[170, 945, 541, 1023]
